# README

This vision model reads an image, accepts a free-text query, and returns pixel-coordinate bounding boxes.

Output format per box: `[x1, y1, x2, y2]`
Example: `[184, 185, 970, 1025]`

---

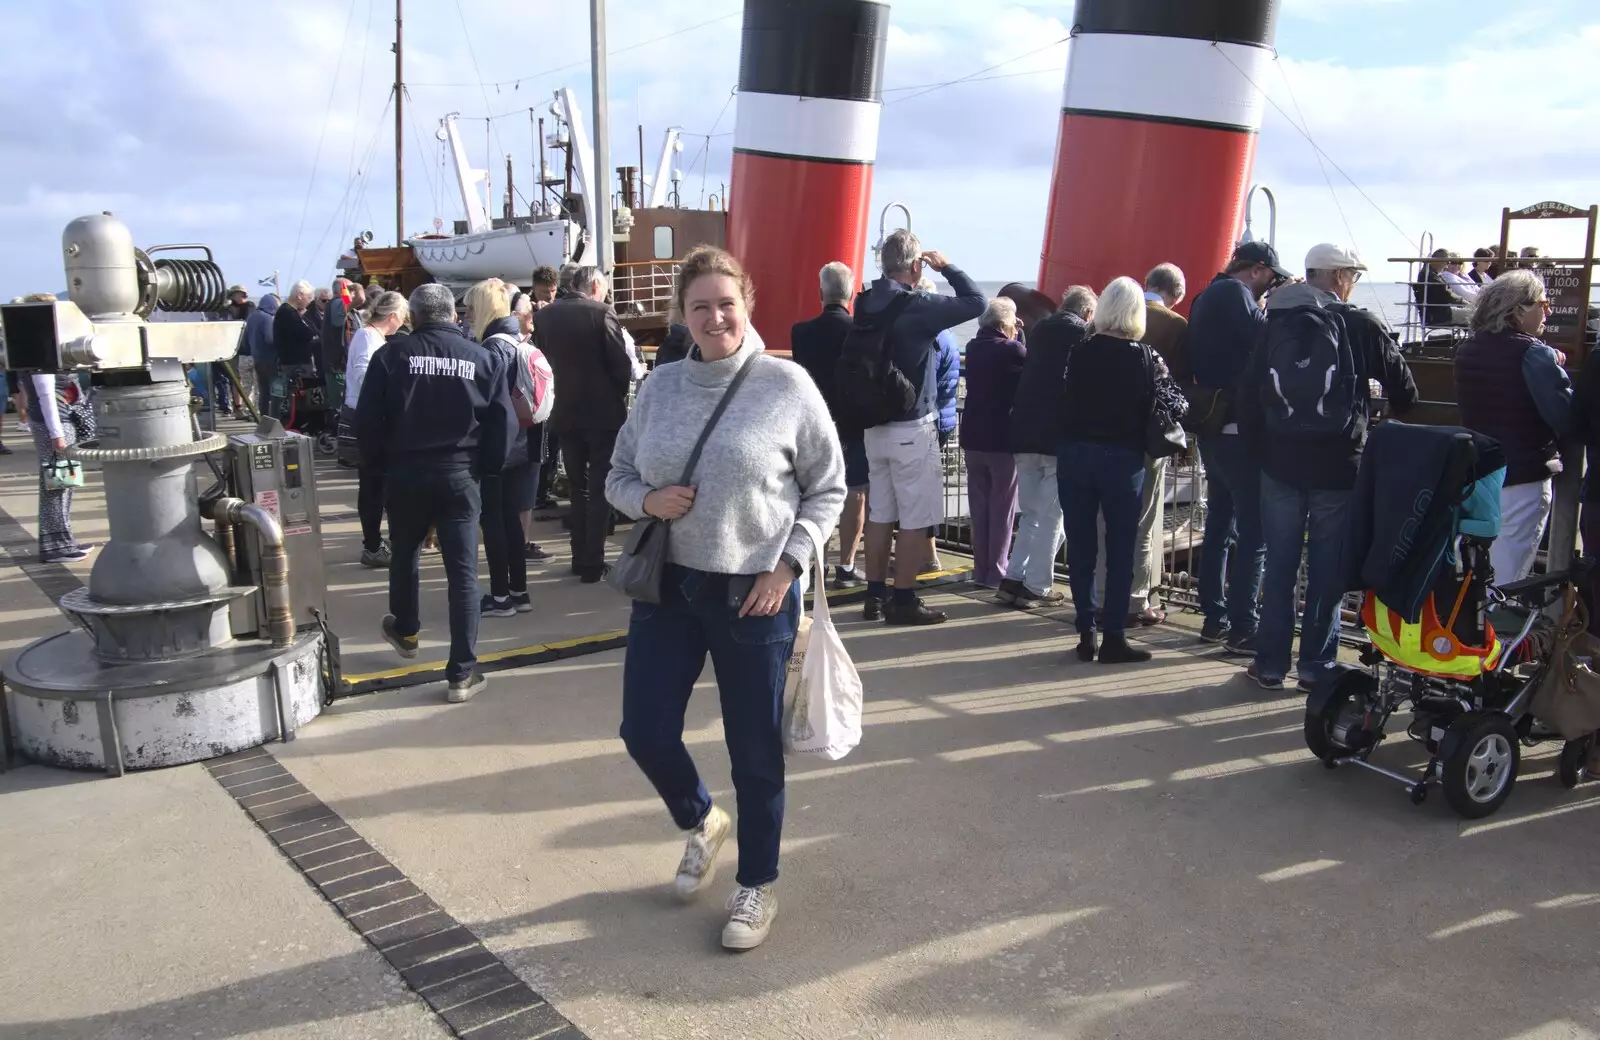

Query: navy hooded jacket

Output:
[355, 319, 514, 476]
[244, 294, 279, 366]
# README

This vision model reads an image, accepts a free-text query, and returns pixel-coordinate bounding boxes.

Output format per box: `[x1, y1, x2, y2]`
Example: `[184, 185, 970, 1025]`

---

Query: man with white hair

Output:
[271, 280, 321, 418]
[535, 264, 634, 582]
[850, 228, 985, 625]
[791, 260, 867, 586]
[1238, 243, 1416, 692]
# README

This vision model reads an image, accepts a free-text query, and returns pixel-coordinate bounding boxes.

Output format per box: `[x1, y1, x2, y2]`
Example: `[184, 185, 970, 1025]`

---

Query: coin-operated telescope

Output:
[0, 214, 338, 778]
[0, 212, 242, 375]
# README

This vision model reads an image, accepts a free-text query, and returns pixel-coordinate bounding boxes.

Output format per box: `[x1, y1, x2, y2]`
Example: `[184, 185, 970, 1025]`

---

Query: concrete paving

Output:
[276, 588, 1600, 1040]
[6, 416, 1600, 1039]
[0, 761, 449, 1039]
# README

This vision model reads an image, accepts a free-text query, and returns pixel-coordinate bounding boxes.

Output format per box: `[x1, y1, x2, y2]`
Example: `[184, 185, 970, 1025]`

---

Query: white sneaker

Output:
[721, 884, 777, 950]
[673, 805, 731, 900]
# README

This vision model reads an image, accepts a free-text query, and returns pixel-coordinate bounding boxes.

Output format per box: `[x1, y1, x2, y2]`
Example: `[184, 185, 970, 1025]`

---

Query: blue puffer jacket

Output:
[936, 330, 960, 438]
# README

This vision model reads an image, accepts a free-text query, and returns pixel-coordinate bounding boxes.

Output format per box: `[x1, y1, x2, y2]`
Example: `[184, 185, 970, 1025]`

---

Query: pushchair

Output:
[1306, 422, 1600, 819]
[273, 365, 340, 457]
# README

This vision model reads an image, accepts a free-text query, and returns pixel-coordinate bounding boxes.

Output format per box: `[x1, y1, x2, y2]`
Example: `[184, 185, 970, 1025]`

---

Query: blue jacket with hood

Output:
[244, 294, 279, 365]
[935, 330, 960, 437]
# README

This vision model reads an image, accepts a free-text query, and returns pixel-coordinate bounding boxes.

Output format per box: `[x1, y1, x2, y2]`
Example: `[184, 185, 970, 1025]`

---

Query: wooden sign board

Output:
[1499, 201, 1597, 369]
[1539, 264, 1590, 358]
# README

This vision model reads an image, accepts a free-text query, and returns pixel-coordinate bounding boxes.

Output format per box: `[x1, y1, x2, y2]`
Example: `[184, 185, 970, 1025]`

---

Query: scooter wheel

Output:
[1409, 784, 1428, 806]
[1440, 714, 1520, 820]
[1557, 736, 1592, 789]
[316, 432, 337, 456]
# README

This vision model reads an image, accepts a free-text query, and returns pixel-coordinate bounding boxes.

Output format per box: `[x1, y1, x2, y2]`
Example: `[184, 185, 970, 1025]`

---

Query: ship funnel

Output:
[728, 0, 889, 337]
[1037, 0, 1280, 311]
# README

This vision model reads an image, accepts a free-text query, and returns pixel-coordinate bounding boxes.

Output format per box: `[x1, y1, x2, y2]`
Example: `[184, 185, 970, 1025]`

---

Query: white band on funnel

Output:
[1062, 34, 1270, 133]
[732, 92, 882, 165]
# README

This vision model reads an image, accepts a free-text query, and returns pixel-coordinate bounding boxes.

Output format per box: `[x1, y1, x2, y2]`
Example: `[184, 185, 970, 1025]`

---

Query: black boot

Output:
[1075, 633, 1098, 662]
[1098, 632, 1152, 664]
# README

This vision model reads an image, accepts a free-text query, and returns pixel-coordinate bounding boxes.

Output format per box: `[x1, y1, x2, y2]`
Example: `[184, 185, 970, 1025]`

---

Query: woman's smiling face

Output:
[686, 273, 746, 360]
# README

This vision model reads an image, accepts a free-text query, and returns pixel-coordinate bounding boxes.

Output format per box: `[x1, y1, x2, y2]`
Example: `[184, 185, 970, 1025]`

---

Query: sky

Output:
[1, 0, 1597, 300]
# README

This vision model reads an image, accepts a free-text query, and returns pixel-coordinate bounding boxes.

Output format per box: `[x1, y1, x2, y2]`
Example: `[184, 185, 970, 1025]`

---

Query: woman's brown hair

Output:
[673, 246, 755, 319]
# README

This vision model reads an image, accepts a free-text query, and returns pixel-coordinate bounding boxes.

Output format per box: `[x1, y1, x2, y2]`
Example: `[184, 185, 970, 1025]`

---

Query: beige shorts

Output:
[864, 414, 944, 531]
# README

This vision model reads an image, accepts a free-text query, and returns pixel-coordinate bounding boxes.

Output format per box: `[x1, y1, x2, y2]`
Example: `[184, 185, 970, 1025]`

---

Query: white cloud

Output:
[0, 0, 1595, 292]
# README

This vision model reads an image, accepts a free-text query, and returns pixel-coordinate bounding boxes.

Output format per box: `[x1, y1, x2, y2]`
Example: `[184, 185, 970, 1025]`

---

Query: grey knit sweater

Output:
[605, 328, 845, 576]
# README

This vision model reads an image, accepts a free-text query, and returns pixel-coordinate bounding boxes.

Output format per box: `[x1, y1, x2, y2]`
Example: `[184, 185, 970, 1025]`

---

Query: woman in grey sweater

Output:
[607, 246, 845, 951]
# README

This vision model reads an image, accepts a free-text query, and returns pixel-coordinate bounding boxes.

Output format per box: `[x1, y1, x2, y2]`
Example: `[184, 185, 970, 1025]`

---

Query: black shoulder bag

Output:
[609, 352, 760, 603]
[1142, 344, 1189, 459]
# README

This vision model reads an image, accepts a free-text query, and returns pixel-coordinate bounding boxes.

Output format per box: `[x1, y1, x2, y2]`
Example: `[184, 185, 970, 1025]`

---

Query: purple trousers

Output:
[965, 449, 1019, 587]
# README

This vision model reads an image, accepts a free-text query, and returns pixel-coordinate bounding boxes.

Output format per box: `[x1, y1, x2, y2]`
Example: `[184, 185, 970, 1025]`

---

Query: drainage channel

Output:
[207, 747, 587, 1040]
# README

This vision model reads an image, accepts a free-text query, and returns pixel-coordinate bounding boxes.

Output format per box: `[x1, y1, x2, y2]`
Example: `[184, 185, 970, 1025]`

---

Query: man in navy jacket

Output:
[356, 283, 515, 703]
[1185, 241, 1290, 652]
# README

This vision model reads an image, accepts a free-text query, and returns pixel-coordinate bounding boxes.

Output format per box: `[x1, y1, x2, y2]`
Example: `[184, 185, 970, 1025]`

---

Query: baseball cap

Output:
[227, 284, 248, 295]
[1304, 243, 1367, 272]
[1231, 241, 1292, 280]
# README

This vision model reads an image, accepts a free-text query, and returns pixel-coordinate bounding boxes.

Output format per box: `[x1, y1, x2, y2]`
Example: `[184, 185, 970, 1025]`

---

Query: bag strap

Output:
[677, 351, 758, 486]
[795, 517, 831, 629]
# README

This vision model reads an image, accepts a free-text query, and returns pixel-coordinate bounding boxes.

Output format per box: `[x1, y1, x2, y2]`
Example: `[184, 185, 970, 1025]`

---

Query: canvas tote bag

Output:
[782, 519, 864, 760]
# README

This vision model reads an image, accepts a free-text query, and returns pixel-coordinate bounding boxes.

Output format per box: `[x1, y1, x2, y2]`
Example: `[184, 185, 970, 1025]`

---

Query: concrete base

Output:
[3, 630, 325, 774]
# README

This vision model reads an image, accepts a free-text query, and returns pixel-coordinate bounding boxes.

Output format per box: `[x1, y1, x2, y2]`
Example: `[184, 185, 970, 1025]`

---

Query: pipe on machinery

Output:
[727, 0, 889, 343]
[206, 497, 294, 648]
[1037, 0, 1280, 308]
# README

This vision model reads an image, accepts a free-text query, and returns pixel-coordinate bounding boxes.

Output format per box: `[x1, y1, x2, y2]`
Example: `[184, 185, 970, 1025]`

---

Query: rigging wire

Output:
[406, 100, 444, 223]
[882, 67, 1061, 94]
[339, 0, 377, 241]
[452, 0, 511, 209]
[306, 95, 394, 281]
[1272, 56, 1390, 314]
[687, 87, 736, 208]
[887, 37, 1070, 106]
[407, 12, 739, 90]
[1213, 44, 1420, 252]
[288, 0, 361, 284]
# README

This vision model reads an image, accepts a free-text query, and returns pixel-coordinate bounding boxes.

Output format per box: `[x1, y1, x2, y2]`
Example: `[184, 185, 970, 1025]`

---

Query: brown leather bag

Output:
[1530, 590, 1600, 740]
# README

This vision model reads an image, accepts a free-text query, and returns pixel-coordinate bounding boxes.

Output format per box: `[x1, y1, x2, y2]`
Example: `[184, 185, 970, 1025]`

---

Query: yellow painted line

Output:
[533, 632, 626, 654]
[342, 629, 626, 685]
[340, 567, 973, 686]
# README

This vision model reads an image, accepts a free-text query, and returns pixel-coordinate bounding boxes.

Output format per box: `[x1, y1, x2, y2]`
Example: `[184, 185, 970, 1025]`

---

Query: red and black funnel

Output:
[728, 0, 889, 347]
[1037, 0, 1280, 311]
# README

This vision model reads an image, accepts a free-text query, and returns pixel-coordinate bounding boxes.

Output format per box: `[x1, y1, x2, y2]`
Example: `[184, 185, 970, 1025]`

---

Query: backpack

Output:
[832, 292, 919, 430]
[1259, 304, 1363, 437]
[487, 333, 554, 427]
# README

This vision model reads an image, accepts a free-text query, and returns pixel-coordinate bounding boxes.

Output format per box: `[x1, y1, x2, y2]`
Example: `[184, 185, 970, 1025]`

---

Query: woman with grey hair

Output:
[959, 297, 1026, 587]
[1454, 269, 1571, 582]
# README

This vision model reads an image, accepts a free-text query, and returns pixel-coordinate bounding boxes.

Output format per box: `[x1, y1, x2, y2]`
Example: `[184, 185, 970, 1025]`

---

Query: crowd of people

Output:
[1, 224, 1588, 953]
[782, 231, 1586, 694]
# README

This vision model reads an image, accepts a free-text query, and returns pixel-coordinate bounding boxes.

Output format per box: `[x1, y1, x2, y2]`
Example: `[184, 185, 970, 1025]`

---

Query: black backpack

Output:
[1259, 303, 1363, 437]
[833, 291, 918, 431]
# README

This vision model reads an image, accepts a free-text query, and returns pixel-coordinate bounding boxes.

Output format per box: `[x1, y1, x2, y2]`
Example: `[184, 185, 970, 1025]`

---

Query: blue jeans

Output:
[1198, 433, 1266, 636]
[620, 565, 800, 887]
[1256, 473, 1350, 680]
[1058, 441, 1146, 636]
[386, 467, 482, 683]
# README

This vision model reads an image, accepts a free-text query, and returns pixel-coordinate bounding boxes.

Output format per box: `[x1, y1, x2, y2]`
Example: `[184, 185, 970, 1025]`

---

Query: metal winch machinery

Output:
[0, 213, 340, 775]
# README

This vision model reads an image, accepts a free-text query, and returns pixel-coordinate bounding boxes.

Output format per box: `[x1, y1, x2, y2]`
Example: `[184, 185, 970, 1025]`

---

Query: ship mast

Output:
[590, 0, 612, 272]
[393, 0, 405, 246]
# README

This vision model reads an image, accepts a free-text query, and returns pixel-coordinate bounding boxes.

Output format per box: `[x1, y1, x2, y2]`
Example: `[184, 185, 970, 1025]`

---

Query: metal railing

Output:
[611, 261, 678, 318]
[932, 402, 1368, 640]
